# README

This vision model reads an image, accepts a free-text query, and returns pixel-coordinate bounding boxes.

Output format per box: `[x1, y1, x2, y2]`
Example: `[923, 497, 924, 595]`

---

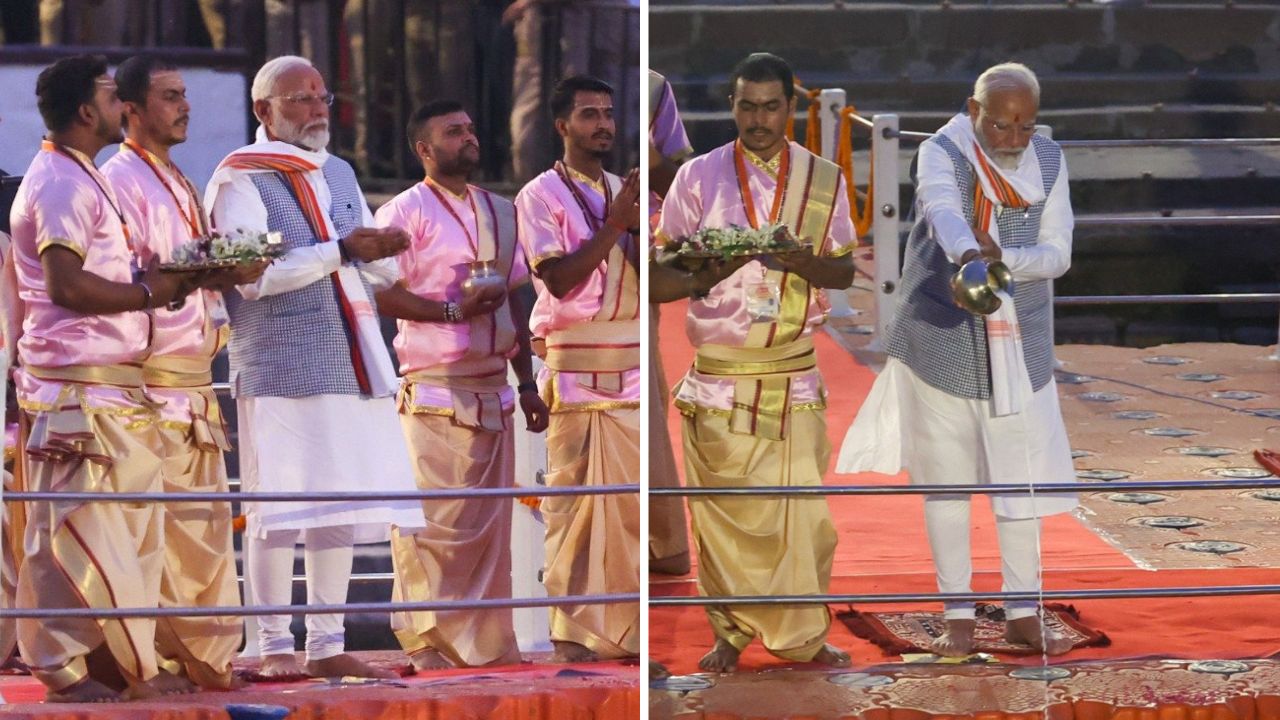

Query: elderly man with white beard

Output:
[837, 62, 1077, 658]
[205, 55, 424, 679]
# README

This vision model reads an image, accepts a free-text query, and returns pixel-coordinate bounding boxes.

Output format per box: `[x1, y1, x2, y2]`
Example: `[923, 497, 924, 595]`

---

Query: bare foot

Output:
[930, 618, 977, 658]
[409, 649, 455, 671]
[148, 668, 198, 695]
[650, 552, 691, 576]
[697, 639, 740, 673]
[1006, 617, 1074, 656]
[810, 643, 851, 667]
[46, 677, 120, 703]
[227, 674, 250, 690]
[305, 653, 397, 679]
[551, 641, 598, 664]
[259, 653, 303, 678]
[649, 660, 671, 681]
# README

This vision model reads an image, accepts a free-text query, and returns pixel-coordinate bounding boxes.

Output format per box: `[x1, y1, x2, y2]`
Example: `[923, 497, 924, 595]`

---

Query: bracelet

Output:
[517, 381, 539, 395]
[443, 301, 462, 323]
[136, 281, 153, 310]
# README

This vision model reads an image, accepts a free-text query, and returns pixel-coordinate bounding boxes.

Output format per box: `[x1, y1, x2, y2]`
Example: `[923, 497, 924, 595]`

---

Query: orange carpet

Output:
[0, 654, 641, 719]
[650, 300, 1280, 674]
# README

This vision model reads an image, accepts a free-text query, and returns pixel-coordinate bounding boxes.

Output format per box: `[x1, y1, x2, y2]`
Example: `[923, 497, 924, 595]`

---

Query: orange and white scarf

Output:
[937, 114, 1042, 415]
[207, 140, 397, 397]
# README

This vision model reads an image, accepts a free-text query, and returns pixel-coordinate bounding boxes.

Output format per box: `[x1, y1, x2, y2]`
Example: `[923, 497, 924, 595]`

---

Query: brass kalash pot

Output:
[950, 258, 1014, 315]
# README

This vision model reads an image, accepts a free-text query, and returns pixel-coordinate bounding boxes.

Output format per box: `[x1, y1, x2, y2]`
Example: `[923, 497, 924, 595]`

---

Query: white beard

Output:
[273, 116, 330, 152]
[973, 120, 1023, 171]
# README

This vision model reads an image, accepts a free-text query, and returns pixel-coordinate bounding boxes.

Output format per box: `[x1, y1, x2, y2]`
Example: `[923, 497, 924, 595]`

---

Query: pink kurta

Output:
[650, 74, 693, 163]
[10, 145, 149, 412]
[514, 169, 640, 405]
[103, 145, 223, 424]
[658, 140, 856, 412]
[375, 181, 530, 412]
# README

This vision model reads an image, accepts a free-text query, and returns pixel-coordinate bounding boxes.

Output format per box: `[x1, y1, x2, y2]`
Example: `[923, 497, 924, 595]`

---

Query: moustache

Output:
[592, 131, 613, 140]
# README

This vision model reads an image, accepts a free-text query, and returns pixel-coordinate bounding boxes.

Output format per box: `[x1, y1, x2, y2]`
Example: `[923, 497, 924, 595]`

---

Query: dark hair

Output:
[35, 54, 109, 133]
[729, 53, 794, 101]
[406, 99, 465, 151]
[550, 75, 614, 121]
[115, 55, 179, 106]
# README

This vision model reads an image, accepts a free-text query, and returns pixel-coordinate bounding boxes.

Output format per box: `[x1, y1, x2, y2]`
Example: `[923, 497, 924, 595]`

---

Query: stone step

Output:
[666, 72, 1280, 113]
[651, 3, 1280, 81]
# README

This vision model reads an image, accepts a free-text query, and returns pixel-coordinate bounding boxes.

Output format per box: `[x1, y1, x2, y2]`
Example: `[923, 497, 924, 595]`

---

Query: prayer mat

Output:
[836, 603, 1110, 656]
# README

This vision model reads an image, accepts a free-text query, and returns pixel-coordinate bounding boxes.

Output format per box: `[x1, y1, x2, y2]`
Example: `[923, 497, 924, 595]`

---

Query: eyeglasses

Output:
[268, 92, 335, 107]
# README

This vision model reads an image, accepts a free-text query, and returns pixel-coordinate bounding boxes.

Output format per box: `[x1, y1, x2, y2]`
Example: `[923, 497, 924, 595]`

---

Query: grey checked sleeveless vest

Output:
[224, 158, 374, 398]
[887, 133, 1062, 400]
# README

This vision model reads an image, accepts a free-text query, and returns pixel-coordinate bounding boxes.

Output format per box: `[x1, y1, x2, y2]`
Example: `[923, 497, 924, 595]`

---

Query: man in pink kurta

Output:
[102, 55, 251, 690]
[10, 55, 201, 702]
[646, 69, 695, 576]
[653, 53, 856, 673]
[514, 76, 640, 663]
[374, 100, 547, 670]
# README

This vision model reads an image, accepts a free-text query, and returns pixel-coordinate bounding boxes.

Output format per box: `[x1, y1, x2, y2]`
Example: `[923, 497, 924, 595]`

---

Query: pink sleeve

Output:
[509, 233, 531, 288]
[651, 80, 693, 161]
[656, 161, 701, 244]
[514, 186, 566, 275]
[30, 179, 98, 259]
[374, 197, 419, 279]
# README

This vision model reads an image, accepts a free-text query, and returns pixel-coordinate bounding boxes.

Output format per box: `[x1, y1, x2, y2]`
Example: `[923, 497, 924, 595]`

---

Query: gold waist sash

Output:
[693, 337, 816, 441]
[539, 320, 639, 394]
[143, 355, 213, 389]
[25, 363, 145, 388]
[404, 359, 511, 432]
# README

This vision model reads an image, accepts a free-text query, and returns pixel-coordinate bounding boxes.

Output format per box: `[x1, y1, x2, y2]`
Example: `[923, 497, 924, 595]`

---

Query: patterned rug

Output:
[836, 603, 1111, 656]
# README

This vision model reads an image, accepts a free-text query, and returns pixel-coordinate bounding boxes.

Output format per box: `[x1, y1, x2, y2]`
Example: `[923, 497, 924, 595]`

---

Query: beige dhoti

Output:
[542, 406, 641, 659]
[647, 306, 690, 573]
[390, 407, 518, 667]
[16, 401, 164, 692]
[0, 466, 17, 665]
[682, 408, 836, 661]
[153, 417, 242, 688]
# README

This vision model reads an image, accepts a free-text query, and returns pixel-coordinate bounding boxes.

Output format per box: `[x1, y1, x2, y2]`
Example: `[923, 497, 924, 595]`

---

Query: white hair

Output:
[973, 63, 1040, 106]
[251, 55, 315, 103]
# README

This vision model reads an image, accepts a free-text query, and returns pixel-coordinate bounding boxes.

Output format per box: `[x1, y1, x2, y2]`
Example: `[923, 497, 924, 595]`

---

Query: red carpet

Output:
[650, 300, 1280, 673]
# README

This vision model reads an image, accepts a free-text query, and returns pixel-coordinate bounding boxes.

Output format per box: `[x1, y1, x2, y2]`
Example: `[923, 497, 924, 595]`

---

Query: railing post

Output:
[817, 88, 857, 319]
[870, 114, 901, 348]
[510, 359, 551, 652]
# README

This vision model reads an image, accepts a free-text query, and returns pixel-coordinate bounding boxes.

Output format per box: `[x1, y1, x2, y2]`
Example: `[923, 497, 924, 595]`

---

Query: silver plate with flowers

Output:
[160, 230, 285, 272]
[1078, 392, 1125, 403]
[661, 223, 811, 272]
[1177, 373, 1226, 383]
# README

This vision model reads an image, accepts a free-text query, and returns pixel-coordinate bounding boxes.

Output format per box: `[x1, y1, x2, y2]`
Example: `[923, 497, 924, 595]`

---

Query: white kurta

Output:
[837, 358, 1076, 519]
[207, 140, 422, 543]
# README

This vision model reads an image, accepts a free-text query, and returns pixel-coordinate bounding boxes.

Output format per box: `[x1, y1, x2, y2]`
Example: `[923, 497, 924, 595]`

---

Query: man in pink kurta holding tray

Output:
[374, 100, 548, 670]
[103, 55, 263, 691]
[515, 75, 641, 663]
[653, 52, 857, 673]
[9, 55, 203, 703]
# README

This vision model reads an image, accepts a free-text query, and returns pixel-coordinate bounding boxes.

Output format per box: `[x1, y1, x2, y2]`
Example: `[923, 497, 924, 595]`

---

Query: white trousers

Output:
[246, 525, 354, 661]
[924, 498, 1042, 620]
